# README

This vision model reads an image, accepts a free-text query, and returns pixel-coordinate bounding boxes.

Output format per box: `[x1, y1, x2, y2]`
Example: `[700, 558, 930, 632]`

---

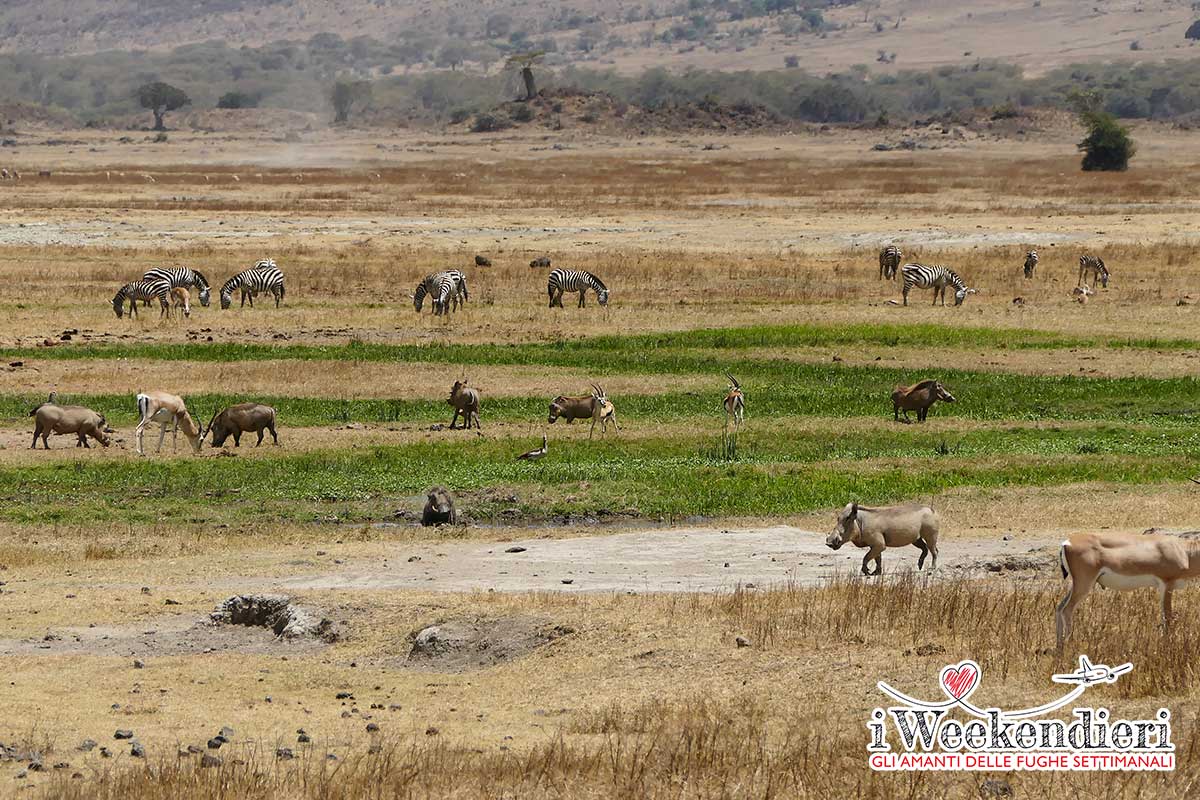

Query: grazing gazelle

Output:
[723, 374, 744, 427]
[134, 391, 204, 455]
[1056, 531, 1200, 651]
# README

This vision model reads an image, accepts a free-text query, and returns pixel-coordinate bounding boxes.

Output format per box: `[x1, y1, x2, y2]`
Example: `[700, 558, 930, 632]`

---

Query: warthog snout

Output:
[825, 530, 846, 550]
[936, 384, 956, 403]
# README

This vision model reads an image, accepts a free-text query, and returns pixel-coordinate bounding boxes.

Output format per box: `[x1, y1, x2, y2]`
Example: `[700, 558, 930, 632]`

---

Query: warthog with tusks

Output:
[30, 401, 112, 449]
[422, 486, 457, 526]
[826, 502, 940, 576]
[892, 379, 955, 423]
[548, 384, 617, 438]
[205, 403, 279, 447]
[448, 379, 481, 429]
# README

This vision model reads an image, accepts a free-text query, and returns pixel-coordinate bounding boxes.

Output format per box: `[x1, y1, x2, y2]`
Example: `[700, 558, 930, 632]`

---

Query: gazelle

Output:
[168, 286, 191, 318]
[1056, 531, 1200, 651]
[723, 374, 744, 427]
[134, 392, 204, 455]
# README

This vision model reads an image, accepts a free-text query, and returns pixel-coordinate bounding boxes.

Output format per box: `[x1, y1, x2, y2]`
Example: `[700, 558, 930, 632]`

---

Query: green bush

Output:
[1077, 110, 1136, 171]
[217, 90, 258, 109]
[470, 112, 510, 132]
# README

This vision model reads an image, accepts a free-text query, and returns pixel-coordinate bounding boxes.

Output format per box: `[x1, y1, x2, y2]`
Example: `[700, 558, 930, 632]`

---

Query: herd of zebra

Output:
[877, 245, 1110, 306]
[412, 266, 610, 316]
[112, 260, 286, 318]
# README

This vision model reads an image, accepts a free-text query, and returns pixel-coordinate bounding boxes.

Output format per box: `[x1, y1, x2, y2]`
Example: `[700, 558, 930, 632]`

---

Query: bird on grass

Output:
[517, 434, 548, 461]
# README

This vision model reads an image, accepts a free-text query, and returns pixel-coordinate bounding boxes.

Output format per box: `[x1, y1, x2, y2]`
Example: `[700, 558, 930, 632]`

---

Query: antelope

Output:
[134, 392, 204, 455]
[723, 374, 744, 427]
[892, 380, 955, 423]
[169, 286, 191, 318]
[1056, 531, 1200, 651]
[447, 379, 481, 430]
[517, 434, 548, 461]
[825, 502, 940, 577]
[548, 385, 618, 438]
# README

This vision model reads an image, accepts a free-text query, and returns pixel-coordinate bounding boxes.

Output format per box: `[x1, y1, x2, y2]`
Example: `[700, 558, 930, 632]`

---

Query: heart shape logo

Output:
[939, 660, 981, 701]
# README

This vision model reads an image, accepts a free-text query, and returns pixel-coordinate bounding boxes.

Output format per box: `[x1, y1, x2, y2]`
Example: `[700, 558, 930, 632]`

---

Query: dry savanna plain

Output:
[2, 122, 1200, 797]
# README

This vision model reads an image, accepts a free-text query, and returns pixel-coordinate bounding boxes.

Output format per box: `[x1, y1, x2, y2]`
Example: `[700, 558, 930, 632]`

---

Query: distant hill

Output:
[1, 0, 1196, 77]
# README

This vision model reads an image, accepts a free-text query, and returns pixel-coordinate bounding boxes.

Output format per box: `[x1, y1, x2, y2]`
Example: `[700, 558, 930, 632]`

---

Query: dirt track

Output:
[271, 526, 1049, 594]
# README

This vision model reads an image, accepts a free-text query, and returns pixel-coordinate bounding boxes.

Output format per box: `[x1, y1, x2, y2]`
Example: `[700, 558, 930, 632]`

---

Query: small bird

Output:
[517, 434, 548, 461]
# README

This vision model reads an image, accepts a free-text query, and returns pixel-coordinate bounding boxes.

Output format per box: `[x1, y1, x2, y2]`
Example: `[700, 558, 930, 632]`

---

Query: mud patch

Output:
[401, 616, 574, 672]
[210, 594, 340, 642]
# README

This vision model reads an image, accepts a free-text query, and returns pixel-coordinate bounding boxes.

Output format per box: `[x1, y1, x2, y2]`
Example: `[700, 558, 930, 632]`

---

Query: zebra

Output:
[143, 266, 212, 307]
[547, 269, 608, 308]
[220, 260, 284, 309]
[112, 279, 171, 319]
[1078, 255, 1108, 289]
[1023, 250, 1039, 279]
[900, 263, 975, 306]
[879, 245, 903, 281]
[413, 270, 467, 315]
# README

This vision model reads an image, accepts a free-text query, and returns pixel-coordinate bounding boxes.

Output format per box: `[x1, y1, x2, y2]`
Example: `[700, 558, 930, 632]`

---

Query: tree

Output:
[330, 80, 371, 124]
[1077, 109, 1136, 171]
[136, 81, 190, 131]
[505, 51, 545, 101]
[436, 39, 474, 71]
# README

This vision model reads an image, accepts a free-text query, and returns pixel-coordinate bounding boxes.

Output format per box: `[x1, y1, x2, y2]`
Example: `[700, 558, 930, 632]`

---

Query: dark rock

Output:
[980, 778, 1013, 797]
[735, 635, 751, 648]
[366, 723, 379, 733]
[114, 730, 134, 740]
[99, 748, 111, 758]
[297, 732, 311, 744]
[77, 740, 97, 752]
[200, 753, 222, 768]
[207, 738, 223, 750]
[276, 748, 294, 760]
[133, 659, 144, 669]
[219, 727, 234, 741]
[187, 744, 203, 754]
[130, 742, 145, 758]
[336, 691, 353, 700]
[504, 546, 526, 553]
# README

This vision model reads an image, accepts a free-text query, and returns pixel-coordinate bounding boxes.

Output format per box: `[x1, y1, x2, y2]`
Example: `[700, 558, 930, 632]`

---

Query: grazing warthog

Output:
[826, 502, 940, 576]
[205, 403, 279, 447]
[892, 379, 955, 423]
[447, 379, 481, 429]
[548, 384, 617, 438]
[422, 486, 457, 526]
[30, 401, 111, 449]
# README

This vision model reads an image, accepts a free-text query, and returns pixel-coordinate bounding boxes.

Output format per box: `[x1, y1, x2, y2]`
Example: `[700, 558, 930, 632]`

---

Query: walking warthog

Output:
[205, 403, 279, 447]
[422, 486, 457, 526]
[30, 401, 111, 449]
[448, 379, 481, 429]
[548, 385, 617, 438]
[892, 379, 955, 423]
[826, 502, 940, 576]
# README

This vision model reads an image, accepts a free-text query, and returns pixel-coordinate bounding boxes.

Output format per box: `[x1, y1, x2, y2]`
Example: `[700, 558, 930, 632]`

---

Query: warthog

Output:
[422, 486, 457, 526]
[30, 401, 111, 449]
[205, 403, 279, 447]
[448, 379, 481, 429]
[826, 502, 940, 576]
[529, 256, 552, 269]
[548, 385, 617, 438]
[892, 379, 955, 423]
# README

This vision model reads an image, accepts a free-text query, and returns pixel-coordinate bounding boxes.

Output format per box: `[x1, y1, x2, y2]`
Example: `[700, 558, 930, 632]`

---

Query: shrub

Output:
[510, 103, 534, 122]
[217, 91, 258, 109]
[470, 113, 510, 133]
[1077, 110, 1136, 171]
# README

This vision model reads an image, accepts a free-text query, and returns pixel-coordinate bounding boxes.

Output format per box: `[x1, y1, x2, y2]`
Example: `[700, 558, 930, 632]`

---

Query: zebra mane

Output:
[191, 269, 210, 288]
[220, 273, 245, 294]
[588, 272, 607, 291]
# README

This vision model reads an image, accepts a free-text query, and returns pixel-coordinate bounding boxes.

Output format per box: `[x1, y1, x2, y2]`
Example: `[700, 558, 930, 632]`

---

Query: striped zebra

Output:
[413, 270, 467, 315]
[143, 266, 212, 307]
[220, 260, 285, 309]
[879, 245, 903, 281]
[900, 263, 975, 306]
[1023, 250, 1039, 279]
[547, 268, 609, 308]
[1078, 255, 1108, 289]
[112, 279, 170, 318]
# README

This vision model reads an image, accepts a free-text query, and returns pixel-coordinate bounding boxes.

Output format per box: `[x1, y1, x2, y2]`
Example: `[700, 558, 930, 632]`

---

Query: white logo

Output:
[868, 656, 1174, 772]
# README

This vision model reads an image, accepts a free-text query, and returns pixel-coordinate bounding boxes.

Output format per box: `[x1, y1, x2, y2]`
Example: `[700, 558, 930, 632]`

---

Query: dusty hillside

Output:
[1, 0, 1196, 76]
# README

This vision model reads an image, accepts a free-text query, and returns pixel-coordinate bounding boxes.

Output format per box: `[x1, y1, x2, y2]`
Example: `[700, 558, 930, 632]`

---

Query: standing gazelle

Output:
[135, 392, 204, 455]
[1056, 531, 1200, 651]
[723, 374, 744, 428]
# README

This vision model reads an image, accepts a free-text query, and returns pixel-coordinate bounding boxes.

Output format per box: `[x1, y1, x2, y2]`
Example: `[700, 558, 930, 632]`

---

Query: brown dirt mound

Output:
[402, 616, 575, 672]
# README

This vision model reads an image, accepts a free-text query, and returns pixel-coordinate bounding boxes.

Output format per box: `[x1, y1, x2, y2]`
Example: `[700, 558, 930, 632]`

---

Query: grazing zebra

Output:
[879, 245, 903, 281]
[112, 279, 170, 319]
[900, 263, 975, 307]
[1078, 255, 1109, 289]
[1023, 250, 1039, 279]
[413, 270, 467, 315]
[143, 266, 212, 307]
[220, 260, 285, 309]
[548, 269, 609, 308]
